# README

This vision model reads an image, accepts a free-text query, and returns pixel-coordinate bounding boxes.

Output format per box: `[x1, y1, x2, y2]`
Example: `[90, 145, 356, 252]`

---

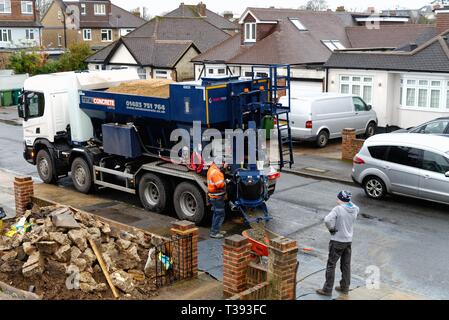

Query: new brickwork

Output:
[14, 176, 34, 216]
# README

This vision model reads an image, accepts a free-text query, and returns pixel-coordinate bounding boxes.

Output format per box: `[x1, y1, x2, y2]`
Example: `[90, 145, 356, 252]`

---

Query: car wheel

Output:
[173, 182, 205, 224]
[365, 122, 377, 138]
[71, 157, 92, 194]
[316, 130, 329, 148]
[36, 149, 56, 183]
[138, 173, 170, 213]
[363, 176, 386, 199]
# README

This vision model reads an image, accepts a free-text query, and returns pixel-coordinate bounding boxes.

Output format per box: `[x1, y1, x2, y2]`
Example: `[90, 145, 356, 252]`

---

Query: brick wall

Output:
[14, 176, 34, 216]
[341, 128, 365, 161]
[436, 11, 449, 34]
[223, 235, 252, 297]
[170, 221, 199, 278]
[0, 0, 37, 22]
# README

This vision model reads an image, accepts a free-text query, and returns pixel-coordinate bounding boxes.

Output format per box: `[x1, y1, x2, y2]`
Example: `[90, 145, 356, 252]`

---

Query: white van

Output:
[279, 93, 377, 147]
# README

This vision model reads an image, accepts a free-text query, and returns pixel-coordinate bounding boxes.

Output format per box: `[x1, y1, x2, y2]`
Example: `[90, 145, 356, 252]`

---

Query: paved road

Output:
[1, 122, 449, 299]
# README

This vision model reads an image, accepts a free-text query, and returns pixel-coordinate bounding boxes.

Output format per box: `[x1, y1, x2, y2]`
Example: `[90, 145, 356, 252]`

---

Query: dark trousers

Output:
[323, 240, 352, 292]
[210, 196, 225, 234]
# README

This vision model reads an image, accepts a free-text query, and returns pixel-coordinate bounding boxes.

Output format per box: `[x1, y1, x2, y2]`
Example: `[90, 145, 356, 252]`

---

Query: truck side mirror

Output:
[17, 94, 26, 119]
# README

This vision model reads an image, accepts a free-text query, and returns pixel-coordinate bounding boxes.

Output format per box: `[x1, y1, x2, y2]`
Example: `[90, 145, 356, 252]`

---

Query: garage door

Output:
[290, 80, 323, 97]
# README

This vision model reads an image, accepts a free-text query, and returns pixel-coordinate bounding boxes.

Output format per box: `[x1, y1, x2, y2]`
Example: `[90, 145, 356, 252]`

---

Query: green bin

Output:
[262, 116, 274, 139]
[0, 91, 13, 107]
[12, 89, 22, 105]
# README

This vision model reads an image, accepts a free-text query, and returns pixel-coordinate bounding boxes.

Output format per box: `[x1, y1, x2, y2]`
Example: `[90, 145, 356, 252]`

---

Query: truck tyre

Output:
[316, 130, 329, 148]
[173, 182, 205, 224]
[71, 157, 92, 194]
[138, 173, 170, 213]
[36, 149, 55, 183]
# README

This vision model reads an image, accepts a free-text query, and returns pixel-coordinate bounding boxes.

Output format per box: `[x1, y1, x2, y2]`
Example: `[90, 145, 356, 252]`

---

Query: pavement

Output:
[0, 106, 21, 127]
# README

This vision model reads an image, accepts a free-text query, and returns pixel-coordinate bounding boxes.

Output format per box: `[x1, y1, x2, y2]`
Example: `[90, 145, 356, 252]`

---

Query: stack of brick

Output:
[341, 128, 365, 161]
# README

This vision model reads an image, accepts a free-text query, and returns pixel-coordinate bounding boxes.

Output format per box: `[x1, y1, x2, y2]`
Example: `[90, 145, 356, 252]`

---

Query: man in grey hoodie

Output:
[316, 190, 359, 296]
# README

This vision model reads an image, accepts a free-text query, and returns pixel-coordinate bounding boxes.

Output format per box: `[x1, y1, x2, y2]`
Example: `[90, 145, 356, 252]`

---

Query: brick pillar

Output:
[268, 237, 298, 300]
[171, 220, 198, 278]
[14, 176, 34, 217]
[341, 128, 357, 161]
[223, 235, 252, 297]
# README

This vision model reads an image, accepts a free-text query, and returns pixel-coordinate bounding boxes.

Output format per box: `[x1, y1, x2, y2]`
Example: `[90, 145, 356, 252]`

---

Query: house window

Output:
[94, 4, 106, 15]
[21, 1, 32, 14]
[322, 40, 345, 51]
[400, 76, 448, 110]
[25, 29, 34, 40]
[83, 29, 91, 41]
[81, 3, 86, 15]
[155, 70, 168, 79]
[339, 75, 373, 104]
[244, 23, 256, 42]
[0, 29, 11, 42]
[290, 18, 307, 31]
[101, 29, 112, 42]
[218, 69, 225, 74]
[0, 0, 11, 13]
[208, 68, 214, 75]
[57, 34, 62, 46]
[137, 67, 146, 79]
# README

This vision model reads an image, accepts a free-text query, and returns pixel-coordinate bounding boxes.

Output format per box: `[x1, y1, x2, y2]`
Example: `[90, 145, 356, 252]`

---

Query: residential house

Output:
[85, 16, 231, 81]
[165, 2, 238, 34]
[41, 0, 145, 49]
[192, 7, 438, 94]
[0, 0, 42, 48]
[324, 9, 449, 129]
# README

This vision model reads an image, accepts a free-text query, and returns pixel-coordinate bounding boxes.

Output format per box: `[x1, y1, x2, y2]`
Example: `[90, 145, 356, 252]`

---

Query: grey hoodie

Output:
[324, 203, 359, 243]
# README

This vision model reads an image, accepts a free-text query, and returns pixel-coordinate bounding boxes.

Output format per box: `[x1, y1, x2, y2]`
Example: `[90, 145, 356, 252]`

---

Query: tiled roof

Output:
[165, 4, 237, 31]
[346, 24, 437, 49]
[0, 21, 42, 28]
[125, 16, 230, 52]
[109, 4, 146, 28]
[324, 31, 449, 73]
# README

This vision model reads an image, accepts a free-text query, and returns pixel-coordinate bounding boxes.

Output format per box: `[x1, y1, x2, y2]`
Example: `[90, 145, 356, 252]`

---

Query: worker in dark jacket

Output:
[316, 190, 359, 296]
[207, 157, 228, 239]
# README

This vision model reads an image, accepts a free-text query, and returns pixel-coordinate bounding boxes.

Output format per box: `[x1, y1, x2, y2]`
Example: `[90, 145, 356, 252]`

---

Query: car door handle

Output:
[423, 174, 430, 180]
[383, 165, 391, 170]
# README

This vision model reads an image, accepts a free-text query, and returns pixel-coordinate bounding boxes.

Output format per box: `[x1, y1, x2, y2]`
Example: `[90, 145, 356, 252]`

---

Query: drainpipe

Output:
[325, 67, 329, 92]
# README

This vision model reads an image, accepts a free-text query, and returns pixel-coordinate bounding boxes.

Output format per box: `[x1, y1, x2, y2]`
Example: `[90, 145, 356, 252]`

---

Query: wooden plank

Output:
[0, 281, 41, 300]
[88, 238, 120, 299]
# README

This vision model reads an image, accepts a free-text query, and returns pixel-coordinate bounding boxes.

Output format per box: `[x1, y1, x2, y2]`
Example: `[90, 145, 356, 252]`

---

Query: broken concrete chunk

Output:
[111, 270, 135, 293]
[49, 232, 71, 246]
[36, 241, 59, 255]
[79, 282, 97, 293]
[87, 227, 101, 240]
[52, 213, 80, 229]
[22, 242, 36, 256]
[128, 269, 145, 282]
[116, 239, 131, 251]
[68, 229, 88, 251]
[54, 244, 71, 262]
[1, 250, 18, 262]
[82, 248, 96, 266]
[70, 246, 82, 261]
[22, 251, 44, 278]
[11, 234, 24, 249]
[0, 259, 23, 273]
[46, 259, 66, 276]
[79, 271, 96, 285]
[101, 224, 111, 234]
[49, 207, 71, 217]
[73, 258, 87, 272]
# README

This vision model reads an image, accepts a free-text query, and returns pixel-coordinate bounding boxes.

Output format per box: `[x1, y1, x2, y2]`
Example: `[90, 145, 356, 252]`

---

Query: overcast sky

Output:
[112, 0, 434, 17]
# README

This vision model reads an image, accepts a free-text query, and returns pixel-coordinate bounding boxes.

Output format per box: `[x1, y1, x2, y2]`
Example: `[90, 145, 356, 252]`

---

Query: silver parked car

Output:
[352, 133, 449, 204]
[279, 93, 377, 147]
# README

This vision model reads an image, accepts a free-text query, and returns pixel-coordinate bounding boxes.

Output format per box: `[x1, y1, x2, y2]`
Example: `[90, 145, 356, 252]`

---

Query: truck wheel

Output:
[36, 149, 55, 183]
[138, 173, 170, 213]
[365, 122, 377, 138]
[316, 130, 329, 148]
[71, 157, 92, 194]
[173, 182, 205, 224]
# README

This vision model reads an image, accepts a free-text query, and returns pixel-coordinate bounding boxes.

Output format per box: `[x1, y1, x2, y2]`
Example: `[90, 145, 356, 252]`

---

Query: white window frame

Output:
[322, 40, 345, 51]
[101, 29, 112, 42]
[21, 1, 33, 14]
[57, 34, 62, 46]
[25, 29, 35, 40]
[83, 29, 91, 41]
[0, 28, 11, 42]
[0, 0, 11, 13]
[94, 3, 106, 15]
[137, 67, 147, 79]
[80, 3, 86, 15]
[290, 18, 307, 31]
[154, 69, 169, 79]
[244, 22, 256, 42]
[400, 75, 449, 112]
[339, 75, 373, 104]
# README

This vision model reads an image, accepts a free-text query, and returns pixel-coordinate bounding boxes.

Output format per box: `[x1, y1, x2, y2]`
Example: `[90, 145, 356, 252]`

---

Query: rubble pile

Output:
[0, 205, 162, 299]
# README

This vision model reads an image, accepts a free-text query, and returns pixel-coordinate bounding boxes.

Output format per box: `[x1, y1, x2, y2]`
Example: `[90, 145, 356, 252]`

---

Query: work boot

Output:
[315, 289, 332, 297]
[335, 286, 349, 294]
[219, 230, 227, 235]
[210, 232, 224, 239]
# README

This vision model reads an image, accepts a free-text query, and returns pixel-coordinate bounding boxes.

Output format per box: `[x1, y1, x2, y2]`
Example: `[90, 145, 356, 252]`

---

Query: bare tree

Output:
[35, 0, 52, 18]
[300, 0, 329, 11]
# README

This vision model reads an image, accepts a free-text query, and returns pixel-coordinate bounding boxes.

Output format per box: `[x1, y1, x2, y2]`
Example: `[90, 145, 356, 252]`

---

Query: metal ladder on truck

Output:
[251, 65, 294, 169]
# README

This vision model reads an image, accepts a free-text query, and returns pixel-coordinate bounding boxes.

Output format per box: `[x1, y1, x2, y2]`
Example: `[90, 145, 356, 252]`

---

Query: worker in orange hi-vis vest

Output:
[207, 157, 228, 239]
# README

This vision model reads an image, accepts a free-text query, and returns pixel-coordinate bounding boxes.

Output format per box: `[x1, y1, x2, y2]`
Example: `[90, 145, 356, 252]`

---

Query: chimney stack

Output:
[435, 7, 449, 34]
[223, 11, 233, 21]
[197, 2, 206, 17]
